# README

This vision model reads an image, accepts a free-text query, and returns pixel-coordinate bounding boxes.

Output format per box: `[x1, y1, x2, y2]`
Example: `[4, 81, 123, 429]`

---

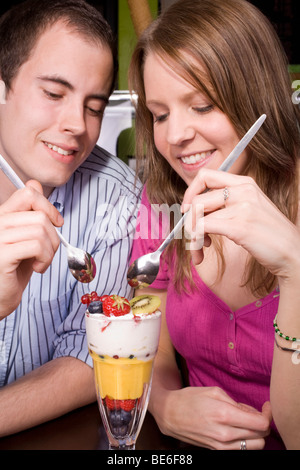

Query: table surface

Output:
[0, 402, 192, 451]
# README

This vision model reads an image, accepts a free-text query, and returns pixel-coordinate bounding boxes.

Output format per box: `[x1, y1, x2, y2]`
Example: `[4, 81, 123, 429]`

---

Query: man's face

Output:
[0, 21, 113, 196]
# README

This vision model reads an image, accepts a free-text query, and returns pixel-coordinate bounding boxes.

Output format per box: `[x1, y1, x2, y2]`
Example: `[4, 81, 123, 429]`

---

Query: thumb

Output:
[25, 179, 64, 227]
[262, 401, 273, 423]
[25, 179, 43, 195]
[183, 201, 206, 266]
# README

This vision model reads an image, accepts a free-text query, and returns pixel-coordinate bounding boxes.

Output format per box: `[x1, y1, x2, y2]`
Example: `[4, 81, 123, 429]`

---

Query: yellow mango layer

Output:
[90, 351, 153, 400]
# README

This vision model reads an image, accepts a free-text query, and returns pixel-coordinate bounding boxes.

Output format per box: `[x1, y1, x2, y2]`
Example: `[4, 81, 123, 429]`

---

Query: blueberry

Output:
[111, 425, 128, 437]
[88, 300, 103, 314]
[120, 409, 132, 424]
[109, 409, 132, 427]
[109, 409, 132, 438]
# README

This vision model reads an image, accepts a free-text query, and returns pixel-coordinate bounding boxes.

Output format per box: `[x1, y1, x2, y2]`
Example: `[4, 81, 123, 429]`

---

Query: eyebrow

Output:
[37, 75, 109, 103]
[147, 90, 207, 107]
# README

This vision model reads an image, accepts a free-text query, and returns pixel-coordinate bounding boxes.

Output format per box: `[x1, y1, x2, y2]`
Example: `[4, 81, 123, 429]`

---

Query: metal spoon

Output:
[0, 154, 96, 283]
[127, 114, 266, 288]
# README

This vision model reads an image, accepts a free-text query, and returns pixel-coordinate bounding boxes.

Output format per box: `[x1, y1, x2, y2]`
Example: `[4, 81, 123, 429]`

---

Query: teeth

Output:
[45, 142, 74, 156]
[181, 151, 212, 164]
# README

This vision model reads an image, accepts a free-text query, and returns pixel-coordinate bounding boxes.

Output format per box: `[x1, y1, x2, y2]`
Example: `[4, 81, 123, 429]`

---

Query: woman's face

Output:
[143, 52, 248, 186]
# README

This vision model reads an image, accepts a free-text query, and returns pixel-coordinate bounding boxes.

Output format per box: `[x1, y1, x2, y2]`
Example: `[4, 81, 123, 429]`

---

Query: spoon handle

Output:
[157, 114, 266, 254]
[0, 153, 69, 247]
[217, 114, 266, 172]
[0, 154, 24, 189]
[158, 211, 188, 253]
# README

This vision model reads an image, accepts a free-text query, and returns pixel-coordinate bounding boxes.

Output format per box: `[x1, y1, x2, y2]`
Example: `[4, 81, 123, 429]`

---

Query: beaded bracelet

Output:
[274, 334, 300, 353]
[273, 314, 300, 343]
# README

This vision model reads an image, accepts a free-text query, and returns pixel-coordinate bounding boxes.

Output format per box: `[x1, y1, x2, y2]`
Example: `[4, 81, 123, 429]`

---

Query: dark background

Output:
[250, 0, 299, 64]
[0, 0, 119, 36]
[0, 0, 299, 64]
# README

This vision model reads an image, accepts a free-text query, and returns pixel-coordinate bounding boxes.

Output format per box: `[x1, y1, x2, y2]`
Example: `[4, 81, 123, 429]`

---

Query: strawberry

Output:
[104, 396, 136, 411]
[105, 396, 121, 410]
[102, 295, 131, 317]
[120, 399, 136, 411]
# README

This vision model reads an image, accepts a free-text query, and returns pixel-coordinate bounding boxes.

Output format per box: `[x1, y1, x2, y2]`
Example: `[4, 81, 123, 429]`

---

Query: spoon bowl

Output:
[127, 251, 161, 288]
[127, 114, 266, 288]
[0, 154, 97, 283]
[56, 230, 97, 283]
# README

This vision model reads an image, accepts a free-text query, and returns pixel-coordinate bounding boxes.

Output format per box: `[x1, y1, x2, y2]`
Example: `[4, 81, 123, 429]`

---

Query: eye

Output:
[153, 113, 168, 123]
[192, 104, 214, 114]
[85, 106, 104, 117]
[43, 89, 62, 100]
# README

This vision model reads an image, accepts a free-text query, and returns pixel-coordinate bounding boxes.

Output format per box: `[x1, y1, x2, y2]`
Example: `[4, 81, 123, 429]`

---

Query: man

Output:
[0, 0, 141, 437]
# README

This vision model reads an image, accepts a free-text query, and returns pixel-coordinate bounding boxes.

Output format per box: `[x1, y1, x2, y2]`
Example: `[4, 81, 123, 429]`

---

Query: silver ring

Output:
[223, 187, 229, 203]
[240, 440, 247, 450]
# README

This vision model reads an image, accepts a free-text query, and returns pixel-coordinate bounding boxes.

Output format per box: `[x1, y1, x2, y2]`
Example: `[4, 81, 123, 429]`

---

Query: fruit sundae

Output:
[83, 291, 161, 449]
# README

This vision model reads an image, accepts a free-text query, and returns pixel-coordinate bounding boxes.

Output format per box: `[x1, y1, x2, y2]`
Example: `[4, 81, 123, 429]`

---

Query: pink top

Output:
[130, 187, 285, 449]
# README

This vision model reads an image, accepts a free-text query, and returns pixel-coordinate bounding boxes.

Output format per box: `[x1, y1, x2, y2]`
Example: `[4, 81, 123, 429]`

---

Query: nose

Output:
[58, 101, 86, 135]
[166, 111, 196, 146]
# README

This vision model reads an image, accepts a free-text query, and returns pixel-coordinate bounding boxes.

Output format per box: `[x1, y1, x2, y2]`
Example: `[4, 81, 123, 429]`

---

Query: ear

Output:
[0, 80, 6, 104]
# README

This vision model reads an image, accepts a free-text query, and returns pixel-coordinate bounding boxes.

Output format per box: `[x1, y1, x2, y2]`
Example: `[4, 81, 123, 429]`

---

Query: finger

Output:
[183, 200, 205, 239]
[183, 200, 205, 265]
[204, 386, 271, 430]
[203, 234, 211, 247]
[0, 222, 59, 249]
[25, 179, 43, 194]
[165, 432, 267, 451]
[191, 187, 233, 216]
[262, 401, 273, 423]
[0, 212, 60, 249]
[224, 437, 266, 451]
[0, 216, 60, 274]
[182, 168, 254, 207]
[227, 402, 271, 433]
[0, 184, 64, 227]
[210, 411, 270, 450]
[1, 239, 57, 274]
[189, 247, 204, 266]
[175, 422, 268, 450]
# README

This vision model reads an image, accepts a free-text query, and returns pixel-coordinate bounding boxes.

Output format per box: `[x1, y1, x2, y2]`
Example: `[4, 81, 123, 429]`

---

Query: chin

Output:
[40, 174, 71, 195]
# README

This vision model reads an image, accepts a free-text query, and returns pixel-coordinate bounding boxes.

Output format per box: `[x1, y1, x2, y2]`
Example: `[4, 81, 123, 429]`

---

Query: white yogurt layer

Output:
[85, 310, 161, 361]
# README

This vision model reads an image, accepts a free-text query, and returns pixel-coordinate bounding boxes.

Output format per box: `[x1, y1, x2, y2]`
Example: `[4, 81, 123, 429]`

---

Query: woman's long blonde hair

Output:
[128, 0, 300, 296]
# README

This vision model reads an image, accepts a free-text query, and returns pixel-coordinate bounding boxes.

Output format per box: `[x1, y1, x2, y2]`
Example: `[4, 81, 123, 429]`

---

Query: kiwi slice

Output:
[129, 295, 161, 315]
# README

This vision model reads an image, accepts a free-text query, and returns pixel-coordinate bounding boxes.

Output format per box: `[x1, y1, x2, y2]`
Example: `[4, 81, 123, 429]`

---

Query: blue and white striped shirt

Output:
[0, 146, 142, 386]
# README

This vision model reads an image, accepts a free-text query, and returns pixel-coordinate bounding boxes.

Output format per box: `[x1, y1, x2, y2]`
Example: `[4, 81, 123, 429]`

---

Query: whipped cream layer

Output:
[85, 310, 161, 361]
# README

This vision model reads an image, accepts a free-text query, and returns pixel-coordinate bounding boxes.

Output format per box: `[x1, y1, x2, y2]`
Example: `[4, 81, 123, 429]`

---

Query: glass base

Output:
[109, 443, 135, 450]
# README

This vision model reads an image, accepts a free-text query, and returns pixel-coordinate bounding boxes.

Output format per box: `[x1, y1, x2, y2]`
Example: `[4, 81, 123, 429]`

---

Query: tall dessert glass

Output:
[85, 295, 161, 450]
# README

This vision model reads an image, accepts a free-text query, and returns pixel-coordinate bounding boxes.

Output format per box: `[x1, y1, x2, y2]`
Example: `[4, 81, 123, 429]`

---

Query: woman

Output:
[128, 0, 300, 450]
